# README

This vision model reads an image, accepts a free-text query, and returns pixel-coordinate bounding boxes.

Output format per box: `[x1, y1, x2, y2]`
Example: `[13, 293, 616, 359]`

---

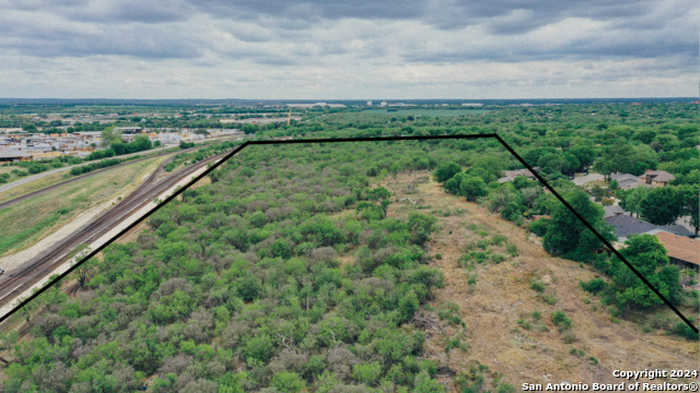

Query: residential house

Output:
[603, 205, 626, 218]
[643, 170, 675, 187]
[604, 214, 692, 242]
[609, 172, 640, 190]
[654, 231, 699, 270]
[497, 167, 540, 183]
[573, 172, 604, 186]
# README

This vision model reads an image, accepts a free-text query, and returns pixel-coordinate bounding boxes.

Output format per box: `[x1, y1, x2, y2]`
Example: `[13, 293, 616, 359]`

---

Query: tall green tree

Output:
[434, 162, 461, 182]
[594, 144, 635, 178]
[640, 187, 683, 225]
[611, 234, 680, 310]
[570, 144, 595, 170]
[543, 190, 615, 261]
[459, 175, 488, 201]
[100, 126, 122, 147]
[618, 188, 650, 217]
[678, 184, 699, 235]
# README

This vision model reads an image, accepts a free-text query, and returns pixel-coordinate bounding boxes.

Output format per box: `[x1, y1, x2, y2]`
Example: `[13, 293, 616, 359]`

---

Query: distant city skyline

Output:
[1, 0, 697, 99]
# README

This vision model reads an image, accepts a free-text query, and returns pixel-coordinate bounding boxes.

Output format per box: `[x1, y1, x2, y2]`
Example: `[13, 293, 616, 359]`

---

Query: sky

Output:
[0, 0, 698, 99]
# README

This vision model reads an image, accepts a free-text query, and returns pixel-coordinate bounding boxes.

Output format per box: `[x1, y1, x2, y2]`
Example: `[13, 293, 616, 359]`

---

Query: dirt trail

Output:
[380, 171, 698, 390]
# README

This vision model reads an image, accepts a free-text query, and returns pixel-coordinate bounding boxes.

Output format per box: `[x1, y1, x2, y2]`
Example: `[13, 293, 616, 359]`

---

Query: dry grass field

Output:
[378, 171, 699, 391]
[0, 170, 72, 203]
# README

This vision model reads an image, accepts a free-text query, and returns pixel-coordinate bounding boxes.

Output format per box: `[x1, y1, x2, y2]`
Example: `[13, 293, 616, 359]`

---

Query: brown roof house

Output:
[654, 231, 699, 269]
[643, 170, 675, 187]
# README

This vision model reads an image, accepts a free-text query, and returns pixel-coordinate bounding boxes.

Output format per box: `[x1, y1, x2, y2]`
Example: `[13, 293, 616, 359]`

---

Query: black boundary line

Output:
[495, 135, 697, 332]
[0, 134, 696, 333]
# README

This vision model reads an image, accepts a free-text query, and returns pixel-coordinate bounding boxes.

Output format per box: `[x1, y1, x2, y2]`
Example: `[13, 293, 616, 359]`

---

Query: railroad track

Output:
[0, 146, 203, 209]
[0, 153, 226, 307]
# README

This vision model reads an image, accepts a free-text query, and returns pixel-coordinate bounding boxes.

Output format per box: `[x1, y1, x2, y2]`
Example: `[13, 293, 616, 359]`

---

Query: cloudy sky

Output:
[0, 0, 698, 99]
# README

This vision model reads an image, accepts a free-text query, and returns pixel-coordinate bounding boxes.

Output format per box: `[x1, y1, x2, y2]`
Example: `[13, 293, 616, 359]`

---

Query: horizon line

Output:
[0, 96, 696, 102]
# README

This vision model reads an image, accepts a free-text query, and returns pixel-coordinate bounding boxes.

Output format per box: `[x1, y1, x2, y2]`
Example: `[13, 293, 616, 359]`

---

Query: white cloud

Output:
[0, 0, 697, 98]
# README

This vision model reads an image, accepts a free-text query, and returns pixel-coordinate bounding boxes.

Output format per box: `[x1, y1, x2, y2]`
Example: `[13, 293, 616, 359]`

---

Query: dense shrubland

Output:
[2, 143, 457, 392]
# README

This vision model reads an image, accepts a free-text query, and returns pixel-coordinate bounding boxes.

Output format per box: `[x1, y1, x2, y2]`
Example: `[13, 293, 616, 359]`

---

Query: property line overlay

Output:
[0, 134, 695, 333]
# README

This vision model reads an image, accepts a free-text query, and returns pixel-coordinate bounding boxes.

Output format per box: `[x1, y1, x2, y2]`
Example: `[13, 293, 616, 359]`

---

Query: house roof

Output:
[609, 172, 640, 189]
[573, 173, 604, 186]
[655, 231, 699, 266]
[603, 205, 626, 218]
[497, 167, 539, 183]
[610, 172, 637, 182]
[644, 169, 675, 183]
[604, 215, 693, 239]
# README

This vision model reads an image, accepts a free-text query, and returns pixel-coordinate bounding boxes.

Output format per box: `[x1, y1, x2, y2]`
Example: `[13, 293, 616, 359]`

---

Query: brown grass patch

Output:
[379, 171, 699, 390]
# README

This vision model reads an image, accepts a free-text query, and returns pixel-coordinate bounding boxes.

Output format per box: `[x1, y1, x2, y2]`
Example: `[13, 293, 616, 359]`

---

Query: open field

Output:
[0, 169, 71, 202]
[0, 166, 17, 175]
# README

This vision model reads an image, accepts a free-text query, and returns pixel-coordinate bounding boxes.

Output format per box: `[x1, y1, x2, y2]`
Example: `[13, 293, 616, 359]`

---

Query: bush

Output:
[490, 253, 506, 263]
[444, 173, 465, 194]
[301, 216, 345, 246]
[672, 321, 699, 340]
[529, 218, 550, 237]
[541, 294, 557, 305]
[580, 278, 606, 294]
[459, 175, 488, 201]
[408, 213, 437, 246]
[498, 384, 516, 393]
[437, 302, 464, 326]
[530, 279, 546, 293]
[551, 311, 572, 332]
[70, 158, 123, 176]
[271, 371, 306, 393]
[434, 162, 461, 182]
[414, 370, 445, 393]
[86, 148, 115, 160]
[352, 362, 382, 386]
[271, 238, 293, 259]
[243, 334, 275, 364]
[237, 275, 262, 302]
[398, 290, 420, 323]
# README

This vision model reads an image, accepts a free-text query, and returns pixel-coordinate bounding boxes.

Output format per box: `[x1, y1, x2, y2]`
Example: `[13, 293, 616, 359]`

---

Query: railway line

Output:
[0, 146, 200, 209]
[0, 152, 227, 309]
